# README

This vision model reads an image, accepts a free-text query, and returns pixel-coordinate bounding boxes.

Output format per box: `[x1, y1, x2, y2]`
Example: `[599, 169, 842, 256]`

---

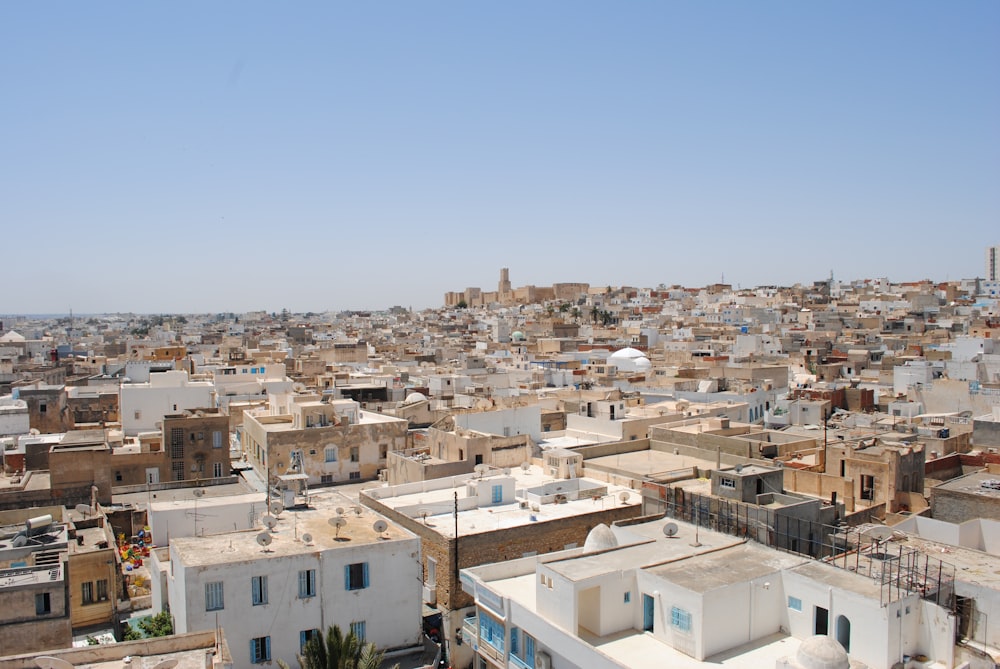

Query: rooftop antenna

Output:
[419, 509, 432, 525]
[192, 488, 205, 536]
[690, 507, 703, 548]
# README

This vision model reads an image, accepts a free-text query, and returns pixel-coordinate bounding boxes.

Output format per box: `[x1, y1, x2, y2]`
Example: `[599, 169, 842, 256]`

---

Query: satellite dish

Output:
[734, 464, 744, 474]
[256, 532, 273, 549]
[502, 467, 511, 476]
[263, 515, 278, 530]
[328, 516, 347, 538]
[352, 505, 363, 516]
[74, 504, 91, 515]
[663, 522, 679, 538]
[151, 660, 179, 669]
[474, 464, 489, 476]
[520, 462, 531, 471]
[12, 535, 27, 548]
[193, 488, 205, 498]
[373, 520, 388, 536]
[336, 507, 345, 516]
[618, 491, 630, 504]
[35, 658, 74, 669]
[301, 533, 313, 545]
[270, 502, 284, 516]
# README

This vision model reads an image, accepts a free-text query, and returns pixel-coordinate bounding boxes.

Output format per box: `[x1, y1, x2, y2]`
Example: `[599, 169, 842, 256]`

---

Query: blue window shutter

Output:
[249, 640, 255, 663]
[363, 562, 369, 588]
[344, 565, 350, 590]
[265, 637, 271, 660]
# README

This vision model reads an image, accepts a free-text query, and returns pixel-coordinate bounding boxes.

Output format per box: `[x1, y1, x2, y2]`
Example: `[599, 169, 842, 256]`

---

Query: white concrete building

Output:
[148, 492, 270, 546]
[461, 517, 957, 669]
[0, 396, 29, 437]
[157, 490, 422, 667]
[120, 370, 216, 436]
[454, 405, 542, 443]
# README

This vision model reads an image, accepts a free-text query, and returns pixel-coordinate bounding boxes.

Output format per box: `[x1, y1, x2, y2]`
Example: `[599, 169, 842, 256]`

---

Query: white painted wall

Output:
[0, 398, 29, 437]
[149, 494, 268, 545]
[120, 371, 215, 435]
[169, 534, 422, 667]
[455, 406, 542, 442]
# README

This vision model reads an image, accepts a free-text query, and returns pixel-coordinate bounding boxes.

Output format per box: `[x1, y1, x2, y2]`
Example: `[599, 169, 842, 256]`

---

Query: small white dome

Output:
[403, 392, 427, 405]
[795, 636, 849, 669]
[583, 524, 618, 553]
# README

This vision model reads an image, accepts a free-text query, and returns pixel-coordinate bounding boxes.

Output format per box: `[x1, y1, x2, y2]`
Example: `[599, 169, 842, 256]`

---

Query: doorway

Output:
[643, 594, 655, 632]
[835, 615, 850, 652]
[814, 606, 829, 635]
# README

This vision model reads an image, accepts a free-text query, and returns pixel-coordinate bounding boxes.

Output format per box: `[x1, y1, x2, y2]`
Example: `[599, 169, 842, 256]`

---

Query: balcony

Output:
[510, 654, 533, 669]
[461, 616, 477, 647]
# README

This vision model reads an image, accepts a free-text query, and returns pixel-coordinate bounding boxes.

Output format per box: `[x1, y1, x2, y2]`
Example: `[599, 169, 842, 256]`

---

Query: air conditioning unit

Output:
[536, 650, 552, 669]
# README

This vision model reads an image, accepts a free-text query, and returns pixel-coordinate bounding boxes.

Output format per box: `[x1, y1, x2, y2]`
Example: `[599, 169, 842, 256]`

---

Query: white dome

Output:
[608, 347, 651, 373]
[609, 347, 644, 359]
[403, 392, 427, 405]
[583, 524, 618, 553]
[795, 636, 849, 669]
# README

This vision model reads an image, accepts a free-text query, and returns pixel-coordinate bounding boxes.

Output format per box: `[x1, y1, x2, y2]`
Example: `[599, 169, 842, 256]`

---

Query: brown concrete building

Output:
[826, 436, 925, 513]
[930, 471, 1000, 524]
[65, 386, 120, 429]
[48, 431, 114, 505]
[160, 409, 231, 482]
[17, 385, 70, 434]
[242, 397, 407, 488]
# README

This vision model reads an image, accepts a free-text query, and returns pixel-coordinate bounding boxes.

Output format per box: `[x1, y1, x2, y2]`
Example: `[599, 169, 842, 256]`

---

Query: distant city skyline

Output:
[2, 2, 998, 314]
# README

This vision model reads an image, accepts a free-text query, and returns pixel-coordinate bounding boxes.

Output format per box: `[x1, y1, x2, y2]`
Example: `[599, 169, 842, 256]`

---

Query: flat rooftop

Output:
[546, 527, 748, 583]
[169, 487, 414, 567]
[933, 471, 1000, 499]
[113, 477, 258, 507]
[788, 560, 889, 599]
[889, 532, 1000, 590]
[646, 543, 806, 592]
[586, 449, 711, 479]
[365, 465, 641, 538]
[0, 631, 227, 669]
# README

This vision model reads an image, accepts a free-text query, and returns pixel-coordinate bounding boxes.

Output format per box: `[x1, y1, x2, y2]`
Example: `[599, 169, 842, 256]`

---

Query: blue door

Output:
[643, 594, 655, 632]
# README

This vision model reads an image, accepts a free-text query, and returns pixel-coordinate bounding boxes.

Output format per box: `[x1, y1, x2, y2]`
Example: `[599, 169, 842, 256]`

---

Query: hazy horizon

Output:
[3, 2, 998, 313]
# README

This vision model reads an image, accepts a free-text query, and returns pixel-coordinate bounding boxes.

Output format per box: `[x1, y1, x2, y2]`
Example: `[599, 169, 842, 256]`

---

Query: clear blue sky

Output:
[2, 2, 998, 313]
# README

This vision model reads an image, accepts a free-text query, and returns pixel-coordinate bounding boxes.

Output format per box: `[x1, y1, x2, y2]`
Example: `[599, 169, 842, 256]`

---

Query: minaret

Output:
[499, 267, 512, 303]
